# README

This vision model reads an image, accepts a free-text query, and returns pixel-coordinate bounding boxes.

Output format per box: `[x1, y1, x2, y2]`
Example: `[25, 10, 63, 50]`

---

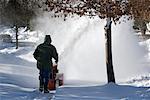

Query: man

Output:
[33, 35, 58, 93]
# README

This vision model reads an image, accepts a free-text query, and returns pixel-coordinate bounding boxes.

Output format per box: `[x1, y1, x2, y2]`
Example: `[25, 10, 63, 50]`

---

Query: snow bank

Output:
[53, 83, 150, 100]
[0, 27, 41, 43]
[126, 74, 150, 87]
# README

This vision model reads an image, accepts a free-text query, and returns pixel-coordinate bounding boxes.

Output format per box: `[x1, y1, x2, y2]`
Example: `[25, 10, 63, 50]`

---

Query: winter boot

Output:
[39, 80, 44, 92]
[44, 89, 49, 93]
[39, 86, 43, 92]
[44, 85, 49, 93]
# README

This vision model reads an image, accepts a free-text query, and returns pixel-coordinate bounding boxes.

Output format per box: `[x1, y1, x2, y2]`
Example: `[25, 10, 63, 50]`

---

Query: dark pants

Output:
[39, 69, 50, 90]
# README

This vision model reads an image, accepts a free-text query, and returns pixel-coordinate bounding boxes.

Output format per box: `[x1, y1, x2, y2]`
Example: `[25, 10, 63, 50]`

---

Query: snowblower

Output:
[48, 65, 64, 90]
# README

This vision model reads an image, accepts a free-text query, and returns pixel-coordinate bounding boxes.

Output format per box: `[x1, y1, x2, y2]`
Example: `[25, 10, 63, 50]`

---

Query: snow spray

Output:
[33, 12, 149, 84]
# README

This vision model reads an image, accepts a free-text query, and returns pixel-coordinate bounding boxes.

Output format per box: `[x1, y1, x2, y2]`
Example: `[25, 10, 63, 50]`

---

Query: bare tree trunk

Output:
[15, 25, 18, 49]
[141, 29, 146, 36]
[141, 21, 147, 36]
[104, 18, 115, 83]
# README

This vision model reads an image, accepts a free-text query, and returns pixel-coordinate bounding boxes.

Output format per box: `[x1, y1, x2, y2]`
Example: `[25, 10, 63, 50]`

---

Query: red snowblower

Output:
[48, 65, 64, 90]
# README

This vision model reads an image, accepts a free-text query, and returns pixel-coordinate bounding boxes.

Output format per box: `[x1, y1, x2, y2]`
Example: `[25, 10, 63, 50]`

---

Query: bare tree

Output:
[0, 0, 8, 25]
[1, 0, 38, 49]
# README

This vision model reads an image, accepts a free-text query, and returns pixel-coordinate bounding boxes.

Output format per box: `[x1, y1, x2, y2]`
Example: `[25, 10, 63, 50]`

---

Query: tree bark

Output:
[140, 21, 147, 36]
[104, 18, 116, 83]
[15, 25, 18, 49]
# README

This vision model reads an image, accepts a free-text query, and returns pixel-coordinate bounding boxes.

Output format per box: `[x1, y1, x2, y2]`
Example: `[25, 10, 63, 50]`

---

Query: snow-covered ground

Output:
[0, 20, 150, 99]
[0, 48, 150, 100]
[53, 83, 150, 100]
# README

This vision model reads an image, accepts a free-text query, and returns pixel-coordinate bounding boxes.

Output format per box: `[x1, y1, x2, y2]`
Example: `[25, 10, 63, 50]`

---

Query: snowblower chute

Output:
[48, 65, 64, 90]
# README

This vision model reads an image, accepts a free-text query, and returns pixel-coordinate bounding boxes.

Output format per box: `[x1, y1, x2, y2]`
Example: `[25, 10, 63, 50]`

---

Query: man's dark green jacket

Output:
[33, 43, 58, 72]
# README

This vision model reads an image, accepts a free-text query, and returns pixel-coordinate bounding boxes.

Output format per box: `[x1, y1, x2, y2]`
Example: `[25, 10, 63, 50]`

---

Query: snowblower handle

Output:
[53, 64, 58, 73]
